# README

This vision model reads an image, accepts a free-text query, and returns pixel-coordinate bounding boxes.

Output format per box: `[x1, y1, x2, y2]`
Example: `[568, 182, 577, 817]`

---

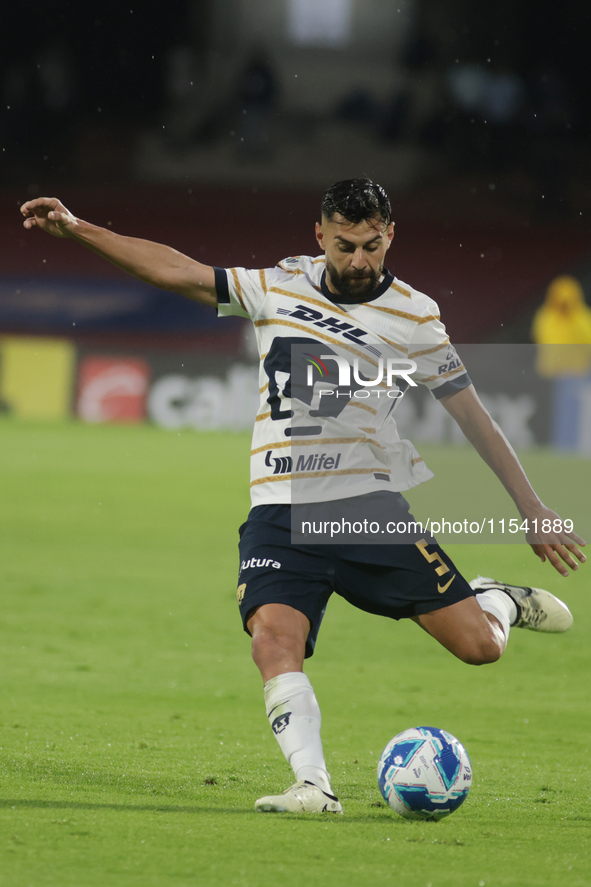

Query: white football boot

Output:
[470, 576, 573, 632]
[255, 780, 343, 814]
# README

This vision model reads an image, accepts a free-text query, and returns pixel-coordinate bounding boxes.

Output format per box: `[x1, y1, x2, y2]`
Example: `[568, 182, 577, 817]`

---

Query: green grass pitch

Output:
[0, 418, 590, 887]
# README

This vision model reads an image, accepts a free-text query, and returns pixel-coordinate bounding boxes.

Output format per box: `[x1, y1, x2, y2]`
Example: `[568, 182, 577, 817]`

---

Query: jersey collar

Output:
[320, 268, 394, 305]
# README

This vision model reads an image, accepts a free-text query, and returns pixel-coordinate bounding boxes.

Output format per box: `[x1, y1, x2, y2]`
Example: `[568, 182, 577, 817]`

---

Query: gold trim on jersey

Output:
[268, 286, 352, 320]
[250, 474, 292, 486]
[376, 335, 409, 353]
[348, 401, 378, 415]
[251, 440, 292, 454]
[366, 304, 440, 324]
[250, 435, 386, 456]
[255, 411, 271, 422]
[230, 268, 247, 312]
[276, 262, 304, 275]
[409, 338, 450, 358]
[250, 466, 392, 487]
[292, 435, 385, 448]
[389, 281, 412, 299]
[260, 383, 269, 393]
[259, 269, 268, 294]
[417, 365, 466, 384]
[276, 258, 325, 274]
[294, 467, 391, 480]
[411, 457, 424, 466]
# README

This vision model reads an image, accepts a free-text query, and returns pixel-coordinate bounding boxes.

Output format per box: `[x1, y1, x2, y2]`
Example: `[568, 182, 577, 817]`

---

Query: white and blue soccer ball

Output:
[378, 726, 472, 820]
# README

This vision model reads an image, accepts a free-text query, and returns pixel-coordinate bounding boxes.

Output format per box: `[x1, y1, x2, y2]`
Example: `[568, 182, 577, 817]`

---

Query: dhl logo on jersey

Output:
[276, 304, 368, 345]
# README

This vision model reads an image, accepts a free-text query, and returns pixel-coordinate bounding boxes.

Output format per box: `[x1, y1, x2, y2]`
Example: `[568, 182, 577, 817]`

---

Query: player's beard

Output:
[325, 258, 382, 302]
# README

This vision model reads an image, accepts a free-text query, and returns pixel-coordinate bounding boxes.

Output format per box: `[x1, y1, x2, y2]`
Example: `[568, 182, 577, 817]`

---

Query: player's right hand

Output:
[20, 197, 77, 238]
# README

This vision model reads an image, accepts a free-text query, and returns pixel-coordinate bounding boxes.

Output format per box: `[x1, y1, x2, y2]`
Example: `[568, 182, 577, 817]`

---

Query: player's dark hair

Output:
[321, 178, 392, 226]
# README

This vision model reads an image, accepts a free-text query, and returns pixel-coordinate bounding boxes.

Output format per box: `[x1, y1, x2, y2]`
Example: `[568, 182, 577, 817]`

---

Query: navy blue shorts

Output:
[236, 496, 475, 658]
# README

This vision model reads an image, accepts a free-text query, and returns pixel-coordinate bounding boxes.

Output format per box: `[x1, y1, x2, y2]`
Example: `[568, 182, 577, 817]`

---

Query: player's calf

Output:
[413, 597, 506, 665]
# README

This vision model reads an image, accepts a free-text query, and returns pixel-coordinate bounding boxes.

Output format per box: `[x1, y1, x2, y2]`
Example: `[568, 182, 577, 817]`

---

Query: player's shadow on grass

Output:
[0, 798, 398, 820]
[0, 799, 247, 815]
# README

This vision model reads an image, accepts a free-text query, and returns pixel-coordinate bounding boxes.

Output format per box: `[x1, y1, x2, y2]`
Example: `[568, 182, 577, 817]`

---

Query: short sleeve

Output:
[407, 309, 472, 399]
[215, 266, 270, 320]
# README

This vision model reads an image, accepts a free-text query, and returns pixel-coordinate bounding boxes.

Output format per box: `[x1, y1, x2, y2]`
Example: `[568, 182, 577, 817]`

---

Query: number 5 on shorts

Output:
[415, 538, 450, 577]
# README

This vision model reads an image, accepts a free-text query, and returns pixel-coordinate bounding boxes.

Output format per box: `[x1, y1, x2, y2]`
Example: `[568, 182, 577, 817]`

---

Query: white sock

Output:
[263, 672, 334, 796]
[476, 589, 517, 639]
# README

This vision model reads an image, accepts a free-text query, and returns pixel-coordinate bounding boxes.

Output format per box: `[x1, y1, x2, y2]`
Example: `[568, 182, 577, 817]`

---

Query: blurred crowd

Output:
[1, 1, 588, 221]
[0, 2, 192, 181]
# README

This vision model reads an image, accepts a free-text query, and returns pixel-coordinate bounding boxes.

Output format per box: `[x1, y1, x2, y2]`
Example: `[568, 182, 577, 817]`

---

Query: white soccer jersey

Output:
[216, 256, 470, 506]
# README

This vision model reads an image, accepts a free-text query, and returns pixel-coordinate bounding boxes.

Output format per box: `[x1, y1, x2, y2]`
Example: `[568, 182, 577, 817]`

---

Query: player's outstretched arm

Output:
[20, 197, 217, 306]
[440, 384, 586, 577]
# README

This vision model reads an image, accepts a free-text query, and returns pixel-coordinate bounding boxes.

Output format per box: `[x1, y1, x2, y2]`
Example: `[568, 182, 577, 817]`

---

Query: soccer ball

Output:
[377, 726, 472, 820]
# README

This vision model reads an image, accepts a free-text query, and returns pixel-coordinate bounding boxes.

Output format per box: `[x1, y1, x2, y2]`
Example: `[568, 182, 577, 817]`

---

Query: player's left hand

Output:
[523, 505, 586, 577]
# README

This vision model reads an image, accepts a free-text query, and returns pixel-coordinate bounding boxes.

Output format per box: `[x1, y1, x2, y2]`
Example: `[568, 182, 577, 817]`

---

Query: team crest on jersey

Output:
[236, 583, 246, 603]
[283, 256, 301, 264]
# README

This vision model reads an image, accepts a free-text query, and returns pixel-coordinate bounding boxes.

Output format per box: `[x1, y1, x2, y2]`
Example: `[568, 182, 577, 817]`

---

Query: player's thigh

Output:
[237, 507, 334, 659]
[333, 539, 475, 621]
[240, 569, 333, 661]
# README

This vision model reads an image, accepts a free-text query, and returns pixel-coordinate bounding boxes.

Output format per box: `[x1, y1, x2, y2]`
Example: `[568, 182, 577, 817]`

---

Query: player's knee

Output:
[250, 624, 305, 671]
[455, 634, 503, 666]
[247, 605, 309, 673]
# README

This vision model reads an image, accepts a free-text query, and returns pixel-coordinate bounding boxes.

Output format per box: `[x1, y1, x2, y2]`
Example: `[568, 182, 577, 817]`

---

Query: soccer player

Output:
[21, 180, 586, 815]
